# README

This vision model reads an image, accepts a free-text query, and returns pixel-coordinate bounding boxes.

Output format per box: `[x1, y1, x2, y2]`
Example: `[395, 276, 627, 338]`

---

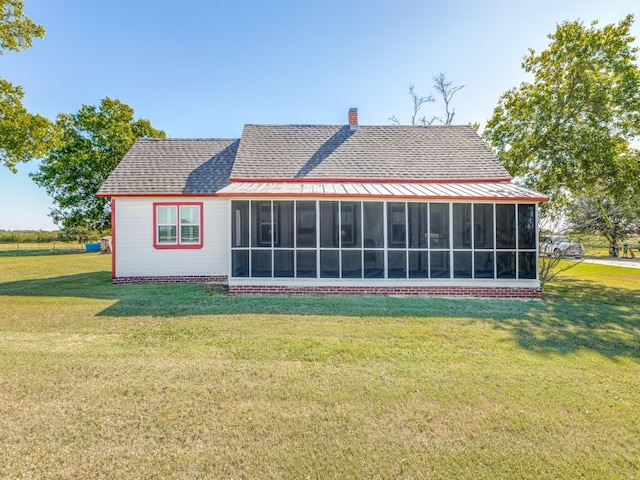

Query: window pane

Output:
[232, 201, 249, 247]
[341, 250, 362, 278]
[232, 250, 249, 277]
[388, 250, 407, 278]
[454, 251, 472, 278]
[158, 225, 176, 243]
[275, 201, 294, 248]
[180, 225, 200, 243]
[251, 250, 272, 277]
[341, 202, 361, 248]
[518, 204, 536, 249]
[408, 203, 428, 248]
[496, 204, 516, 249]
[364, 250, 384, 278]
[362, 202, 383, 248]
[430, 251, 450, 278]
[296, 201, 316, 248]
[474, 251, 494, 278]
[387, 202, 406, 248]
[274, 250, 294, 277]
[453, 204, 472, 249]
[430, 203, 449, 249]
[252, 201, 272, 247]
[296, 250, 317, 278]
[518, 251, 537, 279]
[157, 206, 176, 225]
[320, 202, 339, 248]
[496, 251, 516, 278]
[180, 206, 199, 224]
[320, 250, 339, 278]
[474, 204, 494, 249]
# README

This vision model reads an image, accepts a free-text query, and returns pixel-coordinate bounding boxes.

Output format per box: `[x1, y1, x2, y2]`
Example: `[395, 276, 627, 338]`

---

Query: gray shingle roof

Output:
[99, 124, 514, 197]
[98, 138, 238, 195]
[230, 124, 510, 181]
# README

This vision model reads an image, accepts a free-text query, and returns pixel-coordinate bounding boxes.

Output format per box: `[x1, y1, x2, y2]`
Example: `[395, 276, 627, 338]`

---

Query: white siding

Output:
[114, 197, 228, 277]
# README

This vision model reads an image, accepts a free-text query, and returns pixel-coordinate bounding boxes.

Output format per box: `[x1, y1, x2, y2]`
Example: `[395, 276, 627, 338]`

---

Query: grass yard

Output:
[0, 254, 638, 479]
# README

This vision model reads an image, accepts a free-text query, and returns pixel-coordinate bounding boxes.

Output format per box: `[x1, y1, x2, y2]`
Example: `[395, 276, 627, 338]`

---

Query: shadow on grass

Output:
[0, 271, 638, 359]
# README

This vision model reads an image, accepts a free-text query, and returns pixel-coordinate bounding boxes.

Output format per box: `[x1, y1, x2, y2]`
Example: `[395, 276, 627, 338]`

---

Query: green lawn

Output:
[0, 254, 638, 479]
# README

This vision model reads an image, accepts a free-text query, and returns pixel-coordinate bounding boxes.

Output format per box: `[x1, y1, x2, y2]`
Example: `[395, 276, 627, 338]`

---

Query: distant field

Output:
[0, 254, 638, 479]
[0, 241, 85, 256]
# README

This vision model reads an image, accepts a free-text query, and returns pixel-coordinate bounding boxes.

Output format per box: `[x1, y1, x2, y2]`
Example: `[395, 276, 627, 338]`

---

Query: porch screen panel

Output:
[387, 202, 406, 248]
[496, 251, 516, 278]
[341, 202, 361, 248]
[297, 250, 317, 278]
[430, 251, 450, 278]
[519, 251, 537, 279]
[275, 201, 294, 248]
[296, 201, 316, 248]
[495, 204, 516, 249]
[430, 203, 450, 249]
[232, 201, 249, 247]
[474, 251, 494, 278]
[320, 202, 339, 248]
[252, 201, 272, 247]
[251, 250, 272, 277]
[473, 204, 494, 249]
[408, 203, 428, 248]
[409, 251, 428, 278]
[363, 202, 383, 247]
[518, 204, 536, 249]
[454, 251, 472, 278]
[453, 204, 472, 249]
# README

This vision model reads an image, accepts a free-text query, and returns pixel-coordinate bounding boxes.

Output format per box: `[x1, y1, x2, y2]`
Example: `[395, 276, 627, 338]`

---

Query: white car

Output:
[540, 235, 585, 258]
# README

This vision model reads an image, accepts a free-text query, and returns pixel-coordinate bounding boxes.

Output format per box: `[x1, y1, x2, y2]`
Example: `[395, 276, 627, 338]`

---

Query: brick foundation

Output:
[228, 284, 543, 299]
[112, 275, 228, 284]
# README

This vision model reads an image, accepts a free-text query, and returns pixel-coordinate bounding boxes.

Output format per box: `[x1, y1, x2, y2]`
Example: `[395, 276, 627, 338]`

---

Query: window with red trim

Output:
[154, 202, 203, 249]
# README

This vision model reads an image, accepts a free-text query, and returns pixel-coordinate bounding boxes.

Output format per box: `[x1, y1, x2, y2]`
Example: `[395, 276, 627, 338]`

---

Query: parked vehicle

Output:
[540, 235, 585, 258]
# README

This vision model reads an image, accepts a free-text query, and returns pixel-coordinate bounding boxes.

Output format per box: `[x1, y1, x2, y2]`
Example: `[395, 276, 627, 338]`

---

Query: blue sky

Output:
[1, 0, 638, 230]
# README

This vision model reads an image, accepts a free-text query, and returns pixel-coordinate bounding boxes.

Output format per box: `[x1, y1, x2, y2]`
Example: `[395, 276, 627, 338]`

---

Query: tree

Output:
[0, 0, 58, 172]
[31, 97, 166, 229]
[390, 73, 464, 126]
[566, 193, 640, 247]
[483, 15, 640, 207]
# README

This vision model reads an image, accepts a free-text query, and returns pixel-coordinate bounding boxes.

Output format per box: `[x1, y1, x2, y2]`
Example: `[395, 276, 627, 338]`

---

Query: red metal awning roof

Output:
[217, 181, 549, 202]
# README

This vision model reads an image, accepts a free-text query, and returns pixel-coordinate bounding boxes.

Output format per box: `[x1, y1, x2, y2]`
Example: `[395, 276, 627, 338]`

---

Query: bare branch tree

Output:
[433, 72, 465, 125]
[408, 84, 435, 126]
[538, 215, 582, 287]
[391, 74, 464, 126]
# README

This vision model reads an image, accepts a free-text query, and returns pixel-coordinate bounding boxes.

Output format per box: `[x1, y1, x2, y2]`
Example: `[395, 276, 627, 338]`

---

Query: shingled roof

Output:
[98, 138, 238, 195]
[99, 123, 528, 198]
[230, 124, 510, 181]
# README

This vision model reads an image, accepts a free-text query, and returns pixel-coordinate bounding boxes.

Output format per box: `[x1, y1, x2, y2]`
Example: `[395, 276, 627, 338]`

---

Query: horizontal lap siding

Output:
[114, 197, 228, 278]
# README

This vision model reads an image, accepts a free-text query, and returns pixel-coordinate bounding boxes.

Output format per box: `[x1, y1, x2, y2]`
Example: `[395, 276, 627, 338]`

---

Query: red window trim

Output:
[153, 202, 204, 249]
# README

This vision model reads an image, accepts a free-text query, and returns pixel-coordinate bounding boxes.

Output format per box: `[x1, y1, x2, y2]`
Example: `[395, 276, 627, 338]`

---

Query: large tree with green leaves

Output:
[483, 15, 640, 208]
[0, 0, 58, 171]
[31, 97, 166, 229]
[567, 192, 640, 246]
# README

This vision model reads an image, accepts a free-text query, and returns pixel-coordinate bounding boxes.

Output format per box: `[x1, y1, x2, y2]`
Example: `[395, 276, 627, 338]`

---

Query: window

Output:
[154, 203, 202, 249]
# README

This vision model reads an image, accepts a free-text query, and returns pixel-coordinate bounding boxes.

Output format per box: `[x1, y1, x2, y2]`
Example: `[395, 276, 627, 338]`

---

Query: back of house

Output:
[98, 109, 548, 298]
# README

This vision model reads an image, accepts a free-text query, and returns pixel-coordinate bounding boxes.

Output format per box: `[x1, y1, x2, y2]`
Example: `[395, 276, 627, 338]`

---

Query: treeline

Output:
[0, 228, 110, 243]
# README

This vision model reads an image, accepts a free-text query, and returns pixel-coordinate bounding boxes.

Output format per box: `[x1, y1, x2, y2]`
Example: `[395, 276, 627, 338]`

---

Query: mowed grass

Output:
[0, 255, 638, 479]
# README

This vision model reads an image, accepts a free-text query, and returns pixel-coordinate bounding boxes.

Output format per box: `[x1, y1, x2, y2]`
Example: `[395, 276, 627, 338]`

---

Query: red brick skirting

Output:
[228, 285, 543, 299]
[113, 275, 228, 284]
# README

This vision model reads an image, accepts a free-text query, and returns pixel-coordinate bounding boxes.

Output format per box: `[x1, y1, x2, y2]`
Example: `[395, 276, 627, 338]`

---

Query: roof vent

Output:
[348, 108, 358, 130]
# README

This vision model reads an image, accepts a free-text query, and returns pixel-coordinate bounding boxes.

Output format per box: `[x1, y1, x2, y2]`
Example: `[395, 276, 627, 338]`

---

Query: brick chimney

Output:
[348, 108, 358, 130]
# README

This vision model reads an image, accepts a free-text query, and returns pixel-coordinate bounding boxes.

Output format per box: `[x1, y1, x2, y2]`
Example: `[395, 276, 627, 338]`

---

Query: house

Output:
[98, 109, 548, 298]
